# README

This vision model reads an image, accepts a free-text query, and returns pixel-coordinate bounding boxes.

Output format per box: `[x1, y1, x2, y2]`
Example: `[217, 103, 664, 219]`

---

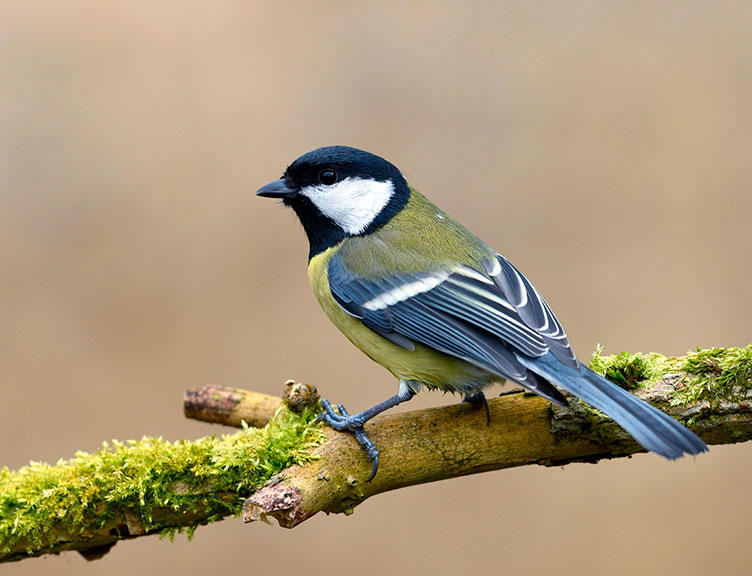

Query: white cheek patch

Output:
[300, 177, 394, 234]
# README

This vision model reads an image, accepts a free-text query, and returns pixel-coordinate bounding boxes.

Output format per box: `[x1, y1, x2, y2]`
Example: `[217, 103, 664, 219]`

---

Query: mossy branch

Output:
[0, 398, 324, 563]
[2, 346, 751, 563]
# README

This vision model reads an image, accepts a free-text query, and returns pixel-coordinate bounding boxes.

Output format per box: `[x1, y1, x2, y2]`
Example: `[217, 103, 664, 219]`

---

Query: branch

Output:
[240, 382, 750, 527]
[194, 347, 752, 528]
[2, 346, 750, 563]
[0, 389, 324, 564]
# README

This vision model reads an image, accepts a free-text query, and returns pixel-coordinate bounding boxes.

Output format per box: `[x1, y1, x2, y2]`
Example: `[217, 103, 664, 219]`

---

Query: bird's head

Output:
[256, 146, 410, 257]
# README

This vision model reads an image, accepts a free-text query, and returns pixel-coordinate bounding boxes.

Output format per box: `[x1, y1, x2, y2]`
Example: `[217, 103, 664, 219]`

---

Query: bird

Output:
[255, 145, 707, 480]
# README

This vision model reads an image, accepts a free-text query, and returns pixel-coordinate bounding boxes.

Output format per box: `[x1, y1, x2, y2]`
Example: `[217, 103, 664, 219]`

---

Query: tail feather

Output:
[516, 352, 708, 458]
[518, 370, 568, 406]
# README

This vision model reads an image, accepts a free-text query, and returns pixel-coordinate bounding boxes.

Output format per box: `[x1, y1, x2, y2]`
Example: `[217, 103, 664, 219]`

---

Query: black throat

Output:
[286, 195, 346, 260]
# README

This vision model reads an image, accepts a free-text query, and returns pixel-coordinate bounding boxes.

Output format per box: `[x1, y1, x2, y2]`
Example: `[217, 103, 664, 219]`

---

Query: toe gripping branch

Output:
[463, 390, 491, 425]
[316, 400, 380, 480]
[316, 383, 417, 481]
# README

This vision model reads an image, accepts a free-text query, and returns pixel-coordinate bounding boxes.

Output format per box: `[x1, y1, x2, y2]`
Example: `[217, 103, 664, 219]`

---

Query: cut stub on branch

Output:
[183, 380, 319, 427]
[183, 384, 282, 428]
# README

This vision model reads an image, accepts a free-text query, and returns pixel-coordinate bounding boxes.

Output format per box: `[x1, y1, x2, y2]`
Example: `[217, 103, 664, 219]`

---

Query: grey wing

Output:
[328, 254, 569, 404]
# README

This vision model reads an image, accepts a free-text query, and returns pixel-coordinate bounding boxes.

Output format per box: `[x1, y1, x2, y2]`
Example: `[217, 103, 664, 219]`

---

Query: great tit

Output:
[256, 145, 707, 479]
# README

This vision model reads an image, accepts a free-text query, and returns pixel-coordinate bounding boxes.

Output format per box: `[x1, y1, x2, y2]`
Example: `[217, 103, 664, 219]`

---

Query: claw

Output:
[367, 454, 379, 482]
[320, 398, 338, 418]
[464, 391, 491, 425]
[353, 427, 380, 481]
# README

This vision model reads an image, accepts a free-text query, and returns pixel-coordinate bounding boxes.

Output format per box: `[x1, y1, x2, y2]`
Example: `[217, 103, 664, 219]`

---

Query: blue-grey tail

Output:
[516, 352, 708, 459]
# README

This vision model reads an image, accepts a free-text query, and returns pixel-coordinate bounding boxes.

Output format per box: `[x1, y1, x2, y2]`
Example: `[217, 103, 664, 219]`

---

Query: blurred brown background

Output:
[1, 2, 751, 575]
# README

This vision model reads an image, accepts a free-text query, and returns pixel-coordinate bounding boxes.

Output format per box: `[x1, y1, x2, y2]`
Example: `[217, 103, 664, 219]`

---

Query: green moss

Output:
[589, 345, 672, 390]
[0, 405, 324, 556]
[674, 345, 752, 406]
[589, 344, 752, 407]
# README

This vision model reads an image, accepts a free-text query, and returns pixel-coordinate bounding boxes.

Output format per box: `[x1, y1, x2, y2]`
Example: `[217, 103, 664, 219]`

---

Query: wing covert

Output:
[327, 254, 557, 379]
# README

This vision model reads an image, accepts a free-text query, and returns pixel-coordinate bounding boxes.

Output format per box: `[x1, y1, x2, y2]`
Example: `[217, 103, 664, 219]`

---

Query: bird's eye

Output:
[318, 169, 338, 186]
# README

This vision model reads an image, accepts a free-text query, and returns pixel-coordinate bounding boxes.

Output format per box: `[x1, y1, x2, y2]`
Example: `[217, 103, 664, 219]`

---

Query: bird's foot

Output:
[463, 391, 491, 425]
[316, 399, 380, 481]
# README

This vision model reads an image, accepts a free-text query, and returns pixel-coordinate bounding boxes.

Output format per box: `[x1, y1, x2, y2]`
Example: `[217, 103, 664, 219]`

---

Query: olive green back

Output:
[337, 187, 495, 279]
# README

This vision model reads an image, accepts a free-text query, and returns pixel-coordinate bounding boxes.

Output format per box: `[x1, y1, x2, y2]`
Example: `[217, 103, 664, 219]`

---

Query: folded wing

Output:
[328, 254, 570, 404]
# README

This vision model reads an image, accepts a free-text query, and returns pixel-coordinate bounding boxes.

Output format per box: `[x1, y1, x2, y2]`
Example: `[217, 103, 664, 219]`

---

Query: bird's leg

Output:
[317, 380, 418, 481]
[463, 390, 491, 425]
